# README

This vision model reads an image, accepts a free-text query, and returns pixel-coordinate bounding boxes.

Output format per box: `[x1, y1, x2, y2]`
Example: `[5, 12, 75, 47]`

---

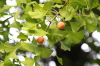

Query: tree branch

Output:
[76, 14, 93, 17]
[0, 16, 13, 23]
[51, 11, 60, 15]
[61, 1, 68, 9]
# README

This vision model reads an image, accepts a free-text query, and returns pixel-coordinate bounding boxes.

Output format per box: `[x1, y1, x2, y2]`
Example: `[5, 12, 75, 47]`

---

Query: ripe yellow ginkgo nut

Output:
[37, 37, 44, 44]
[57, 22, 65, 29]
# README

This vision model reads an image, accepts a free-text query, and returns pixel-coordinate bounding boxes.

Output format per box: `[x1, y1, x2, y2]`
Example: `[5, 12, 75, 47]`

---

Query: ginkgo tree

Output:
[0, 0, 100, 66]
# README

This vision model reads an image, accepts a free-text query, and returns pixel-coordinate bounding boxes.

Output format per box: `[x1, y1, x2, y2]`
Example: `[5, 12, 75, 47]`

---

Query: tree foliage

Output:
[0, 0, 100, 66]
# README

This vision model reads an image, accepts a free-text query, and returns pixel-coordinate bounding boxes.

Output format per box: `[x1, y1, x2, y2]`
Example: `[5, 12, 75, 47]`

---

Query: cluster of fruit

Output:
[37, 21, 65, 44]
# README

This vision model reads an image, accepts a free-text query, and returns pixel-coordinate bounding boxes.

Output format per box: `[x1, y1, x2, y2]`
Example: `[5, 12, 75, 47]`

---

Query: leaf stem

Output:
[46, 22, 52, 32]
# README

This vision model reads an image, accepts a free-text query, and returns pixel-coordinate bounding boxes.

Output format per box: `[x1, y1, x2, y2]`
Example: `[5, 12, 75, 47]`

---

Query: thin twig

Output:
[51, 11, 93, 18]
[61, 1, 68, 9]
[0, 16, 13, 23]
[46, 16, 57, 32]
[46, 22, 52, 32]
[0, 12, 24, 23]
[51, 9, 60, 15]
[51, 11, 58, 14]
[76, 14, 93, 17]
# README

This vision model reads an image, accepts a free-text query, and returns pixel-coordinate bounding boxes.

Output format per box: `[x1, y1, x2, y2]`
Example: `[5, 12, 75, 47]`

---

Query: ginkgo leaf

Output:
[21, 57, 35, 66]
[17, 32, 28, 39]
[8, 22, 21, 30]
[4, 56, 13, 66]
[21, 41, 33, 52]
[43, 2, 52, 10]
[8, 50, 18, 58]
[66, 30, 84, 44]
[59, 5, 75, 21]
[57, 56, 63, 65]
[29, 29, 48, 36]
[28, 10, 47, 18]
[22, 22, 36, 31]
[61, 41, 71, 51]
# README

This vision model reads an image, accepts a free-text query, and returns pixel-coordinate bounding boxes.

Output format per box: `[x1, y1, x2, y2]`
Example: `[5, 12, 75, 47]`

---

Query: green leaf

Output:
[16, 0, 27, 5]
[22, 22, 36, 31]
[4, 42, 20, 53]
[60, 41, 71, 51]
[32, 46, 44, 55]
[70, 22, 82, 32]
[34, 3, 42, 10]
[90, 11, 96, 18]
[59, 7, 68, 18]
[52, 4, 63, 8]
[4, 56, 13, 66]
[40, 21, 47, 30]
[26, 0, 31, 2]
[74, 16, 85, 28]
[43, 2, 52, 10]
[84, 0, 99, 9]
[57, 56, 63, 65]
[32, 46, 52, 58]
[25, 3, 32, 13]
[85, 17, 97, 33]
[35, 62, 40, 66]
[8, 50, 18, 58]
[0, 42, 5, 53]
[1, 43, 20, 59]
[28, 3, 47, 18]
[66, 30, 84, 44]
[34, 56, 39, 62]
[69, 0, 86, 8]
[86, 21, 97, 33]
[52, 0, 62, 3]
[97, 23, 100, 32]
[29, 29, 48, 36]
[59, 5, 75, 21]
[70, 0, 86, 6]
[0, 62, 4, 66]
[0, 12, 7, 17]
[14, 9, 20, 19]
[21, 41, 33, 51]
[28, 10, 47, 18]
[8, 22, 21, 30]
[17, 32, 28, 39]
[0, 5, 11, 12]
[25, 16, 41, 24]
[21, 57, 34, 66]
[97, 7, 100, 10]
[0, 0, 6, 8]
[92, 0, 99, 9]
[84, 0, 92, 9]
[47, 34, 56, 47]
[75, 16, 97, 33]
[40, 48, 53, 58]
[85, 17, 95, 23]
[54, 34, 64, 41]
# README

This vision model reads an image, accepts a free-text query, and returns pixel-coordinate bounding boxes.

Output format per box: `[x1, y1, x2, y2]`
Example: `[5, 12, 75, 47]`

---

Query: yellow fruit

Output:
[37, 37, 44, 44]
[57, 22, 65, 29]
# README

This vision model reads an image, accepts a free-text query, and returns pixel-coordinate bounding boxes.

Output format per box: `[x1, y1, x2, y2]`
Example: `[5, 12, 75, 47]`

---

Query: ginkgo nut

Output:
[57, 22, 65, 29]
[37, 37, 44, 44]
